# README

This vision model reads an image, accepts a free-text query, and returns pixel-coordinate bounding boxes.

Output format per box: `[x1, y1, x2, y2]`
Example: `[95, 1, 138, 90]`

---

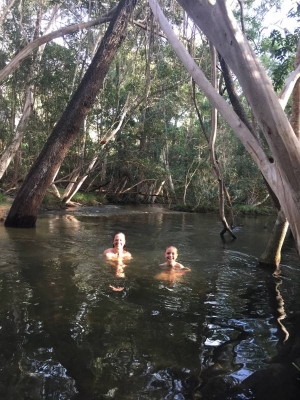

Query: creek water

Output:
[0, 205, 300, 399]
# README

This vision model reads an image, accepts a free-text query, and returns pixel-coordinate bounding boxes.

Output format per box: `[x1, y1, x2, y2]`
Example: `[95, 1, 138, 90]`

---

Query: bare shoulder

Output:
[103, 248, 115, 258]
[174, 263, 190, 271]
[123, 251, 132, 260]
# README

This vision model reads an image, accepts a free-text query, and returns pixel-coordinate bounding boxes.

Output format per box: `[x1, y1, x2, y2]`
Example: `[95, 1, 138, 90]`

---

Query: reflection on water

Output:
[273, 276, 289, 343]
[0, 206, 300, 399]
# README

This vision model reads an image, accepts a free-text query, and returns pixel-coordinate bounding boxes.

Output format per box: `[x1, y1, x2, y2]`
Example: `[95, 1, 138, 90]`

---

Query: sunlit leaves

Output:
[268, 28, 299, 90]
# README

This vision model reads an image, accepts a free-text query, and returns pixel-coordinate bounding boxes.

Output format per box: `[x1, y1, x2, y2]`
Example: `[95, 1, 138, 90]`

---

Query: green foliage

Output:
[42, 193, 63, 209]
[171, 202, 217, 213]
[267, 28, 299, 90]
[72, 192, 108, 205]
[0, 193, 7, 204]
[234, 204, 275, 215]
[42, 192, 108, 208]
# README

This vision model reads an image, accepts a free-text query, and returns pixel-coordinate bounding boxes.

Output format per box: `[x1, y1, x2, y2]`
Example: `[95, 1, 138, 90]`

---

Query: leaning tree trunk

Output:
[259, 39, 300, 268]
[149, 0, 300, 255]
[291, 40, 300, 140]
[5, 0, 136, 228]
[175, 0, 300, 254]
[62, 155, 98, 204]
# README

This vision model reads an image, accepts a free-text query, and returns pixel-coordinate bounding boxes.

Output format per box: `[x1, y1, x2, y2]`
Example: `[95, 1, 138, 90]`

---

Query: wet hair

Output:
[165, 246, 178, 253]
[112, 232, 127, 250]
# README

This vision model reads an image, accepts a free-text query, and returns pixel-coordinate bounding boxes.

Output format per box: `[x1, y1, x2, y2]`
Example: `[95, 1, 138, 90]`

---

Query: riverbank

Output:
[0, 201, 12, 221]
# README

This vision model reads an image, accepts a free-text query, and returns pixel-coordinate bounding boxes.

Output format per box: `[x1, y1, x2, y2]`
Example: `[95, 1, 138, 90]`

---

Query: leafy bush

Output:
[72, 192, 108, 205]
[234, 204, 275, 215]
[0, 193, 8, 204]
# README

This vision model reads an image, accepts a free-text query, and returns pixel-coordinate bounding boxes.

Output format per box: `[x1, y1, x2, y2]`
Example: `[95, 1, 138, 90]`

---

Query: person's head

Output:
[164, 246, 178, 262]
[113, 232, 126, 249]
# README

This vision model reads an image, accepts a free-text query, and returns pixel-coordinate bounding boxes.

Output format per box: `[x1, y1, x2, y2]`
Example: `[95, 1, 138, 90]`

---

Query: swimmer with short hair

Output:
[103, 232, 132, 292]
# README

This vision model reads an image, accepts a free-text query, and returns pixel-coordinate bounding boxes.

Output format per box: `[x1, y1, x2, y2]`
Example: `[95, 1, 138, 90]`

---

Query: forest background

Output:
[0, 0, 299, 216]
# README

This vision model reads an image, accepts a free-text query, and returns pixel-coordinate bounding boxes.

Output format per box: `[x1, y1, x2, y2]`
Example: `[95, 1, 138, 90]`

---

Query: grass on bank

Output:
[0, 193, 7, 204]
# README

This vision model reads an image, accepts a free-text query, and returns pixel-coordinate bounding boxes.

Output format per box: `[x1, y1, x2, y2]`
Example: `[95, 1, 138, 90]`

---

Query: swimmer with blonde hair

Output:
[155, 246, 190, 288]
[160, 246, 190, 270]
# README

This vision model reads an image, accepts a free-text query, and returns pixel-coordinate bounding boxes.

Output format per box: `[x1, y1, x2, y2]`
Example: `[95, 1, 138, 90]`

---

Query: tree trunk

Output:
[183, 161, 199, 205]
[149, 0, 300, 255]
[291, 40, 300, 140]
[62, 156, 98, 204]
[5, 0, 136, 228]
[259, 40, 300, 268]
[0, 85, 33, 179]
[162, 140, 176, 200]
[259, 210, 289, 268]
[259, 39, 300, 267]
[62, 122, 86, 201]
[209, 43, 236, 239]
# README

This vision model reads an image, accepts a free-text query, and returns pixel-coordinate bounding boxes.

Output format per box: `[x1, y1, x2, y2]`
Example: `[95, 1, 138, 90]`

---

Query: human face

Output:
[164, 247, 178, 263]
[113, 233, 125, 250]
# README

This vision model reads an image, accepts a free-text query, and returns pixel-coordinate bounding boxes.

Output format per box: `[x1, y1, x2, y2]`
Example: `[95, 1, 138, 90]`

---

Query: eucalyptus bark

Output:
[5, 0, 136, 228]
[259, 39, 300, 267]
[259, 210, 289, 268]
[149, 0, 300, 254]
[291, 40, 300, 140]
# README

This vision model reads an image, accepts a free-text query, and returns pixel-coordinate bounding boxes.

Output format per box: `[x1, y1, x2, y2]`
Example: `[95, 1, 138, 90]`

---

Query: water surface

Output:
[0, 205, 299, 399]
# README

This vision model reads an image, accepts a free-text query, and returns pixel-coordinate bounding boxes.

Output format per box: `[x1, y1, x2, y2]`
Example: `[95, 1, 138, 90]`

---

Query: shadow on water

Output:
[0, 206, 299, 399]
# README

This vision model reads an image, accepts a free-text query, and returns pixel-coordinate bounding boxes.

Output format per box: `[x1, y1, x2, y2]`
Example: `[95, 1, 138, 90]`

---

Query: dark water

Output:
[0, 205, 300, 399]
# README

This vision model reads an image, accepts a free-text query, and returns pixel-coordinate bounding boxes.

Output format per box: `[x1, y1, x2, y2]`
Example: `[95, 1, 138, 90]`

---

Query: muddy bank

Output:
[0, 203, 10, 221]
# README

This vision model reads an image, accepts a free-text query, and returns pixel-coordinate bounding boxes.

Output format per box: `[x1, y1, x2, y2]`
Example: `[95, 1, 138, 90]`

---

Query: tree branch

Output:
[279, 64, 300, 109]
[0, 6, 117, 83]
